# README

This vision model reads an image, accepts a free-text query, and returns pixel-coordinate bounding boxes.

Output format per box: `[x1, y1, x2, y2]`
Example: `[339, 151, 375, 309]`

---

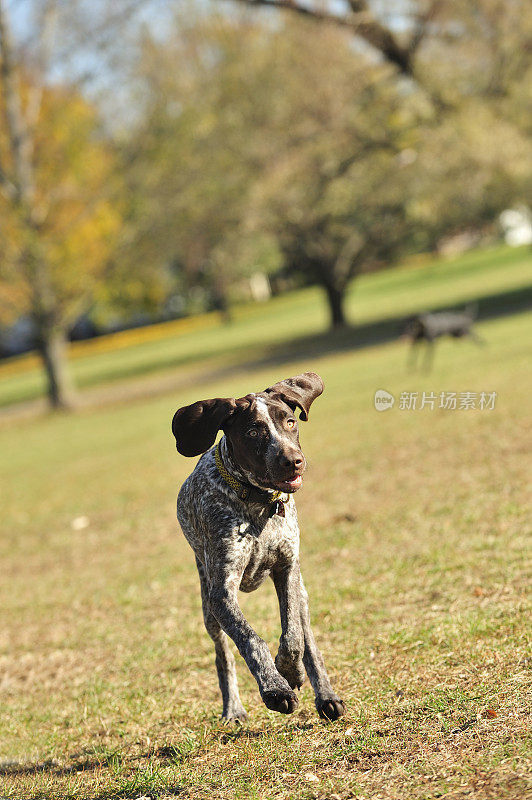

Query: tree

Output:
[242, 20, 427, 327]
[406, 102, 532, 250]
[223, 1, 532, 325]
[228, 0, 423, 77]
[227, 0, 532, 107]
[120, 14, 289, 318]
[121, 9, 531, 329]
[119, 13, 424, 327]
[0, 0, 120, 408]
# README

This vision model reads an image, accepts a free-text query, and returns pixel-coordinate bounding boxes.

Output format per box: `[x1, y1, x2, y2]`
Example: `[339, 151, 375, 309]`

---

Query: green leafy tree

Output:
[121, 15, 286, 319]
[244, 20, 427, 327]
[122, 8, 531, 328]
[122, 14, 421, 326]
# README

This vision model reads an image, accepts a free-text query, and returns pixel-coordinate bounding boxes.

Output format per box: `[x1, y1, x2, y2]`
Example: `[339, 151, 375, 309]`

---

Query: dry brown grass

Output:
[0, 310, 530, 799]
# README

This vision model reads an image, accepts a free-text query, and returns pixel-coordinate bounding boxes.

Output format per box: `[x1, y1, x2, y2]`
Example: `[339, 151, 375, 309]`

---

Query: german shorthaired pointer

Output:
[172, 372, 345, 723]
[404, 304, 483, 370]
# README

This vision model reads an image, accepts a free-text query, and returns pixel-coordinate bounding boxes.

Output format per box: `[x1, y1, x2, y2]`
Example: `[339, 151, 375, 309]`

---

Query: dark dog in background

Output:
[403, 304, 484, 370]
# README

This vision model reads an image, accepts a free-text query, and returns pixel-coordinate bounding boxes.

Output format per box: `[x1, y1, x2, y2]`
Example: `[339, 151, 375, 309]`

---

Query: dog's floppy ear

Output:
[264, 372, 324, 421]
[172, 397, 237, 457]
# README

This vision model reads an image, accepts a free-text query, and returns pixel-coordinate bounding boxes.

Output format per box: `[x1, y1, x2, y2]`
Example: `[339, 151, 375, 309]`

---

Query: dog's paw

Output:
[274, 653, 306, 690]
[316, 696, 346, 721]
[221, 701, 248, 724]
[262, 688, 299, 714]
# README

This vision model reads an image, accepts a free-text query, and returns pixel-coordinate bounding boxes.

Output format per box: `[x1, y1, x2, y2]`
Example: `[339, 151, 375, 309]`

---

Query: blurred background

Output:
[1, 3, 531, 799]
[0, 0, 531, 410]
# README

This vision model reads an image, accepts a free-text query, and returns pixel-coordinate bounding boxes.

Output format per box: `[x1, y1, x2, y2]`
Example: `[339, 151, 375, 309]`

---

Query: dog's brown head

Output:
[172, 372, 324, 492]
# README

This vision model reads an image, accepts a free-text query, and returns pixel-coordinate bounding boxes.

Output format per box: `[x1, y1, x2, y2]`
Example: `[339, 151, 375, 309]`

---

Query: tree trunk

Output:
[212, 272, 232, 324]
[1, 2, 76, 411]
[36, 327, 76, 410]
[323, 280, 348, 328]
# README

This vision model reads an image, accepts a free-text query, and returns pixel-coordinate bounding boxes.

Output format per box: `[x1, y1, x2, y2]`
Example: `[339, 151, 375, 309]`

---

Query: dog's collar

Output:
[214, 442, 289, 517]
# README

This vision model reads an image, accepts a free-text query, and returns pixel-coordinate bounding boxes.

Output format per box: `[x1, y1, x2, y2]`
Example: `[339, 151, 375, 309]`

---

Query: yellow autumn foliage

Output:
[0, 309, 220, 378]
[0, 80, 121, 322]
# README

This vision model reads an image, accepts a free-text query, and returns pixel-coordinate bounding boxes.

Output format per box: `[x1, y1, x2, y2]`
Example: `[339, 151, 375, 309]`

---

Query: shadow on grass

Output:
[210, 720, 315, 746]
[0, 722, 322, 798]
[0, 284, 530, 417]
[0, 757, 96, 777]
[241, 285, 532, 373]
[99, 284, 532, 385]
[0, 753, 126, 779]
[0, 755, 183, 799]
[129, 284, 532, 396]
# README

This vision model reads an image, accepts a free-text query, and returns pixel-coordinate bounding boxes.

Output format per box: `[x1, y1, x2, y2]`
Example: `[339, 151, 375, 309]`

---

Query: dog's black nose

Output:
[279, 454, 304, 471]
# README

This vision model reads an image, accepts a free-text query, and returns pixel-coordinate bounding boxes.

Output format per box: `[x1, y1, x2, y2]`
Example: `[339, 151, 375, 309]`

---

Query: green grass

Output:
[0, 243, 530, 409]
[0, 250, 531, 798]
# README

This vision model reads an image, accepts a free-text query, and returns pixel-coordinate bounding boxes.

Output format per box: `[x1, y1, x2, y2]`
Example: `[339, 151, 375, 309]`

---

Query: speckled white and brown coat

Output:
[172, 373, 345, 722]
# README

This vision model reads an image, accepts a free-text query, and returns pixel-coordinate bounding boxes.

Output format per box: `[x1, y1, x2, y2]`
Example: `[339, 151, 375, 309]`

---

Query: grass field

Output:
[0, 248, 531, 799]
[0, 244, 530, 410]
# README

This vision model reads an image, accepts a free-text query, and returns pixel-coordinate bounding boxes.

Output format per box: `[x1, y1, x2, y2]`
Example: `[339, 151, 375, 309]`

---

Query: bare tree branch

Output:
[407, 0, 444, 55]
[24, 0, 59, 154]
[0, 0, 35, 208]
[228, 0, 414, 75]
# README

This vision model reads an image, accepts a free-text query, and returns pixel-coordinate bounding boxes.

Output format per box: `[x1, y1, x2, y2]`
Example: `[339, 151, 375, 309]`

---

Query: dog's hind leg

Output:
[407, 340, 420, 371]
[196, 558, 247, 723]
[423, 341, 435, 372]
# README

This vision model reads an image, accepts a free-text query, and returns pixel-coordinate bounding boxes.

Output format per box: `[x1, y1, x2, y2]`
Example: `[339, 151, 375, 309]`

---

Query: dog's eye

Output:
[247, 429, 259, 438]
[286, 419, 296, 429]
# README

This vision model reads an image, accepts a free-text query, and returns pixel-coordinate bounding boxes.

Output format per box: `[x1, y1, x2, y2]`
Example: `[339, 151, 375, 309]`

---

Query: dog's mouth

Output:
[274, 474, 303, 492]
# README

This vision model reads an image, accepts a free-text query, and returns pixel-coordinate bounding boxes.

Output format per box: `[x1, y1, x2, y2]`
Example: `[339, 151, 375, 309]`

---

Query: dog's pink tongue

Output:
[287, 475, 302, 489]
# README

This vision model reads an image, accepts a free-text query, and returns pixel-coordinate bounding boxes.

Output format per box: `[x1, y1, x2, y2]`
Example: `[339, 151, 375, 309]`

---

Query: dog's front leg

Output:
[208, 582, 299, 715]
[272, 563, 306, 690]
[299, 576, 346, 721]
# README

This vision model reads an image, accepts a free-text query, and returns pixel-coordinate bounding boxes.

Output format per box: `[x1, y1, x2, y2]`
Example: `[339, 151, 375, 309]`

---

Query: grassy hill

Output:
[0, 244, 530, 410]
[0, 245, 530, 799]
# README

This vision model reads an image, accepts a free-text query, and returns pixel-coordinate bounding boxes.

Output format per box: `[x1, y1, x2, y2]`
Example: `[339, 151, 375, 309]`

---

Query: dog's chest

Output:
[238, 503, 299, 592]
